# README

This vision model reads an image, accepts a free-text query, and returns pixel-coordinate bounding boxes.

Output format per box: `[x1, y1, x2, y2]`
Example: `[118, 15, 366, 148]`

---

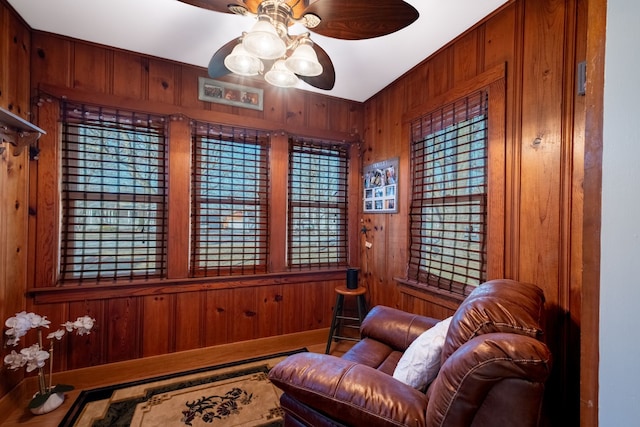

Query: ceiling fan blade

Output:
[177, 0, 240, 14]
[208, 38, 239, 78]
[302, 0, 419, 40]
[297, 42, 335, 90]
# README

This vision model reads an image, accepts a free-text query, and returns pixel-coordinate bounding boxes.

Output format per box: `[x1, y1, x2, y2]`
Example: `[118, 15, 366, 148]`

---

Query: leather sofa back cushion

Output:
[360, 305, 438, 351]
[441, 279, 545, 363]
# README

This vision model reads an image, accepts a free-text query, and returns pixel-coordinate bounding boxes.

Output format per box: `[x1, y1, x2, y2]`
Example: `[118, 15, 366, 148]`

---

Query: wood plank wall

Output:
[24, 27, 365, 371]
[0, 0, 32, 399]
[359, 0, 590, 425]
[0, 0, 364, 402]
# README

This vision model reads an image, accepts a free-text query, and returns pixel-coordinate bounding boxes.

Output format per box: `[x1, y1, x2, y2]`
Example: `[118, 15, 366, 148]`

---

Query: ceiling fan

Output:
[178, 0, 419, 90]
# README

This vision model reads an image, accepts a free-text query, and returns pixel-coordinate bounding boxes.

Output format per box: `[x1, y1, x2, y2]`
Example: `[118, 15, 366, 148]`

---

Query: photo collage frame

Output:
[363, 157, 398, 213]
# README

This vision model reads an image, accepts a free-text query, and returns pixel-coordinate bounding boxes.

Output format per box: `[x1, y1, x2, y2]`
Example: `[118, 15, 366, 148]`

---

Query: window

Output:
[60, 102, 168, 283]
[288, 138, 349, 268]
[408, 91, 488, 295]
[191, 122, 270, 276]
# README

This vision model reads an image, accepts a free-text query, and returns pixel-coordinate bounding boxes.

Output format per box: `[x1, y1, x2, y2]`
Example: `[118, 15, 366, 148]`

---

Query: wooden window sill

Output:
[394, 277, 467, 311]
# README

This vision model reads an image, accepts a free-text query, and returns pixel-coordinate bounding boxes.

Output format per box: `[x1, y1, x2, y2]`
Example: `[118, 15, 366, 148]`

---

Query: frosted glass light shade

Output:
[265, 60, 299, 87]
[285, 43, 322, 77]
[224, 44, 263, 76]
[243, 19, 286, 60]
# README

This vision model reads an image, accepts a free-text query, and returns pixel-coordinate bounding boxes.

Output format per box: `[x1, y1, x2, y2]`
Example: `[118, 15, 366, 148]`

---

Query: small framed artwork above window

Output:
[198, 77, 264, 111]
[363, 157, 398, 213]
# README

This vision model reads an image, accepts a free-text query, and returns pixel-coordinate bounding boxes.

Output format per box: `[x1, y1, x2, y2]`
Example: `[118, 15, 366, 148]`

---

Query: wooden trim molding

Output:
[397, 63, 508, 301]
[37, 84, 361, 143]
[402, 62, 506, 124]
[28, 269, 346, 304]
[581, 0, 606, 423]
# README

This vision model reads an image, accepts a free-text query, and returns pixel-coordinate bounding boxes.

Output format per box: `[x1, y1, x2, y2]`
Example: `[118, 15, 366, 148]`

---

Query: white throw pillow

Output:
[392, 316, 453, 390]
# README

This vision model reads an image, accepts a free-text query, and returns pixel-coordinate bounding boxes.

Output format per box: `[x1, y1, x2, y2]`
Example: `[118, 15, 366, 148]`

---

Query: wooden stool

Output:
[325, 285, 368, 354]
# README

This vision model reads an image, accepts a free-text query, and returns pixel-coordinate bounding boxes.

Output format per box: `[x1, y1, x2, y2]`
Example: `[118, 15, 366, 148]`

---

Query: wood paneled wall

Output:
[24, 28, 365, 373]
[0, 0, 32, 399]
[0, 0, 364, 403]
[360, 0, 589, 424]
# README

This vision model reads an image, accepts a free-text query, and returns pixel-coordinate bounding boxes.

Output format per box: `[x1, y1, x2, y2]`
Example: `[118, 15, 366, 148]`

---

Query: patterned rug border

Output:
[58, 348, 307, 427]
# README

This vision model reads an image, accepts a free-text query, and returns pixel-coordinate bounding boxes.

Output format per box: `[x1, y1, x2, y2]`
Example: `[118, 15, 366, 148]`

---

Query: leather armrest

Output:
[361, 305, 439, 351]
[427, 332, 552, 426]
[269, 352, 428, 427]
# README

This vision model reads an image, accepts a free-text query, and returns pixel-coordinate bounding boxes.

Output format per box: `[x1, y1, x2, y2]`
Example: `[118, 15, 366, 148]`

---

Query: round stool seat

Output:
[335, 285, 367, 296]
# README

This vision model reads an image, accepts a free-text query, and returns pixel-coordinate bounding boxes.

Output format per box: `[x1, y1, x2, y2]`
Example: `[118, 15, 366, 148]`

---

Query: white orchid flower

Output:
[46, 329, 66, 340]
[62, 321, 75, 332]
[5, 336, 20, 347]
[3, 350, 27, 370]
[29, 313, 51, 329]
[25, 355, 48, 372]
[19, 344, 49, 373]
[25, 312, 42, 328]
[3, 310, 97, 392]
[5, 312, 50, 337]
[73, 316, 95, 335]
[4, 313, 31, 339]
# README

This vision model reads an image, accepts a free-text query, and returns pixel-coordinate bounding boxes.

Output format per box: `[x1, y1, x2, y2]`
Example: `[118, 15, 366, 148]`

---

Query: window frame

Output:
[287, 137, 351, 269]
[190, 121, 271, 277]
[400, 65, 507, 299]
[408, 92, 489, 295]
[59, 102, 169, 284]
[30, 88, 361, 302]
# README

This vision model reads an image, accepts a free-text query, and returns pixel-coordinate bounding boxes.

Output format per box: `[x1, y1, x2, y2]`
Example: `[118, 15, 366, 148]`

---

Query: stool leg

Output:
[325, 294, 344, 354]
[357, 294, 368, 321]
[356, 295, 366, 336]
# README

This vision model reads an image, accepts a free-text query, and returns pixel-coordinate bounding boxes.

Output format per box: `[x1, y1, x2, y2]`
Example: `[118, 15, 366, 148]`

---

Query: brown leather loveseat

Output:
[269, 279, 552, 426]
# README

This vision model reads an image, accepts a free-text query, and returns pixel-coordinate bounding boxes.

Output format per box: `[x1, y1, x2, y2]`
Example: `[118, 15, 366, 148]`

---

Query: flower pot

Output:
[30, 392, 65, 415]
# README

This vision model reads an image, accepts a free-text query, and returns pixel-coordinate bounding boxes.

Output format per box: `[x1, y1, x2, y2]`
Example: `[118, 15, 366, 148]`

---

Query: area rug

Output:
[59, 349, 306, 427]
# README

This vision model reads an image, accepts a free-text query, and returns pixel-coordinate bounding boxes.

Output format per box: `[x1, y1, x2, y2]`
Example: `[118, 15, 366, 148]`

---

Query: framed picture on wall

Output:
[198, 77, 264, 111]
[363, 157, 398, 213]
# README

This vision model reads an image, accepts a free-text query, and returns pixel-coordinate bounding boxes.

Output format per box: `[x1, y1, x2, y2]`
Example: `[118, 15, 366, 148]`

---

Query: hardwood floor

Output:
[0, 328, 353, 427]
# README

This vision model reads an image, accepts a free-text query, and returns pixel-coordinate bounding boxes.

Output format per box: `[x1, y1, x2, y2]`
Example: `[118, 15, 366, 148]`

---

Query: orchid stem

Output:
[48, 340, 54, 392]
[37, 329, 47, 395]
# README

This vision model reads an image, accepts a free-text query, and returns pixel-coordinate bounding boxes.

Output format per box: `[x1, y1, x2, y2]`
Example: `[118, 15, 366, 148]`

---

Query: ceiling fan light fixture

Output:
[186, 0, 420, 91]
[285, 41, 322, 77]
[265, 59, 299, 88]
[243, 17, 286, 60]
[224, 44, 264, 76]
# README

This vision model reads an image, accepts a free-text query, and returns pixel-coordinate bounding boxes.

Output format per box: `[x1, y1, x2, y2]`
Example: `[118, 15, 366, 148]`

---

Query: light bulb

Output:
[285, 42, 322, 77]
[242, 18, 286, 60]
[224, 44, 263, 76]
[265, 60, 299, 87]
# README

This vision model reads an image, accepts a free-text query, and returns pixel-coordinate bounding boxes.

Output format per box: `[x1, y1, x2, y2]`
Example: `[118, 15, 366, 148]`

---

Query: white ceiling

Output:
[8, 0, 508, 102]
